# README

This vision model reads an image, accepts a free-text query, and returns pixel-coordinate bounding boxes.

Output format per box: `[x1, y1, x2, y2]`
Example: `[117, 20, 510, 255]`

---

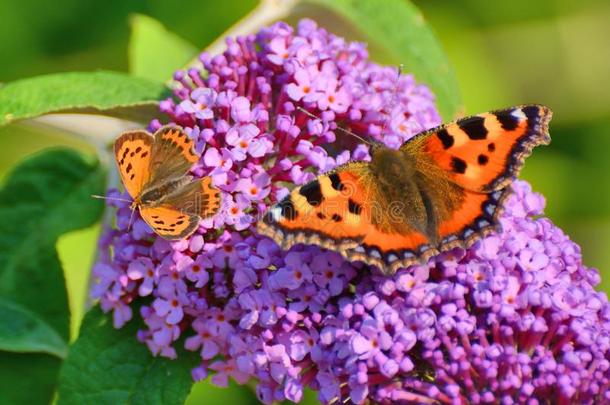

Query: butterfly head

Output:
[129, 198, 141, 211]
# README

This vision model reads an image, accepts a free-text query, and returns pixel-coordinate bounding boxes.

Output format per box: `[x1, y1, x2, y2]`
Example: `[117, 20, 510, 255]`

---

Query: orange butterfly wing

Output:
[406, 105, 552, 192]
[196, 177, 221, 219]
[258, 167, 369, 255]
[139, 205, 200, 240]
[155, 126, 199, 163]
[437, 187, 511, 244]
[114, 131, 153, 198]
[348, 228, 431, 271]
[148, 126, 200, 184]
[162, 177, 221, 219]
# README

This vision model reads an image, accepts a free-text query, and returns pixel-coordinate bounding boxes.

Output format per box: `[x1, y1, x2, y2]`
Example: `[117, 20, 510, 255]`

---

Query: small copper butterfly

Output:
[113, 125, 221, 240]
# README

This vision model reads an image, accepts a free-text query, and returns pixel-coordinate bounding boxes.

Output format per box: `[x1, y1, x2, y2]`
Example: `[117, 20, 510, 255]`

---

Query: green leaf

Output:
[0, 298, 67, 358]
[0, 353, 63, 405]
[58, 306, 198, 405]
[0, 147, 105, 404]
[296, 0, 462, 120]
[0, 147, 105, 338]
[0, 71, 170, 126]
[129, 14, 198, 82]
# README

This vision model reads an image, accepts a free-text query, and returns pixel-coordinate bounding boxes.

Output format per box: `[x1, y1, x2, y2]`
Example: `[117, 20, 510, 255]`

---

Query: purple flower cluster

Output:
[92, 19, 610, 404]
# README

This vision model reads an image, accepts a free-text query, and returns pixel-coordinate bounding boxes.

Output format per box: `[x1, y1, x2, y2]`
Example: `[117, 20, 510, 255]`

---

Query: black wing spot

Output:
[458, 116, 488, 140]
[478, 154, 489, 165]
[437, 128, 454, 149]
[129, 174, 135, 180]
[135, 146, 142, 153]
[494, 110, 520, 131]
[278, 198, 298, 220]
[317, 212, 326, 220]
[125, 163, 133, 173]
[175, 220, 184, 225]
[130, 152, 135, 157]
[122, 148, 130, 159]
[119, 158, 125, 165]
[451, 157, 467, 174]
[328, 173, 345, 192]
[488, 143, 496, 152]
[331, 214, 342, 222]
[348, 199, 362, 215]
[141, 151, 149, 158]
[154, 220, 164, 225]
[152, 215, 159, 219]
[299, 180, 324, 206]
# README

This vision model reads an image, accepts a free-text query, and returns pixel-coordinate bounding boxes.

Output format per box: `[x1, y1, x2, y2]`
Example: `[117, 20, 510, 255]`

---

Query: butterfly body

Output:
[258, 105, 552, 274]
[367, 146, 460, 244]
[114, 126, 221, 240]
[137, 175, 193, 207]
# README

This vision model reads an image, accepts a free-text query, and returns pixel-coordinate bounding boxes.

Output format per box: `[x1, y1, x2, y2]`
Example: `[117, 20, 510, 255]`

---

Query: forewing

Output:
[403, 105, 551, 192]
[114, 130, 153, 198]
[258, 163, 373, 256]
[149, 125, 199, 185]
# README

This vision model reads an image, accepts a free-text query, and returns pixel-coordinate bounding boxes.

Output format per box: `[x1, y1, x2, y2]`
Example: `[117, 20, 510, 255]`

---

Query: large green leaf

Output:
[0, 298, 67, 358]
[0, 147, 105, 404]
[0, 71, 169, 126]
[129, 14, 198, 83]
[0, 147, 105, 339]
[58, 307, 198, 405]
[293, 0, 462, 120]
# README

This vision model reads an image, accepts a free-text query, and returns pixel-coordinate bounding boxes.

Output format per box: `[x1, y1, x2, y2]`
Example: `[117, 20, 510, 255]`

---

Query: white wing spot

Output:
[271, 207, 283, 222]
[511, 108, 526, 120]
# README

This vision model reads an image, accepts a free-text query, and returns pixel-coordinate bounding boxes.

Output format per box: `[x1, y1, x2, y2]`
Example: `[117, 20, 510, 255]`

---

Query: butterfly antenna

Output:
[127, 205, 136, 232]
[379, 64, 403, 136]
[91, 194, 133, 203]
[296, 107, 374, 147]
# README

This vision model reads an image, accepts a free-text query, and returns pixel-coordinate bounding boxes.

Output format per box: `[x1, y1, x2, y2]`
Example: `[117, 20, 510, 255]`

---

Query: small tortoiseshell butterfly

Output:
[257, 105, 552, 274]
[113, 126, 221, 240]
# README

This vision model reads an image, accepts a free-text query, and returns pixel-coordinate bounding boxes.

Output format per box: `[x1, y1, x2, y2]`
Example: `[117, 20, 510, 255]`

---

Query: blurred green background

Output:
[0, 0, 608, 403]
